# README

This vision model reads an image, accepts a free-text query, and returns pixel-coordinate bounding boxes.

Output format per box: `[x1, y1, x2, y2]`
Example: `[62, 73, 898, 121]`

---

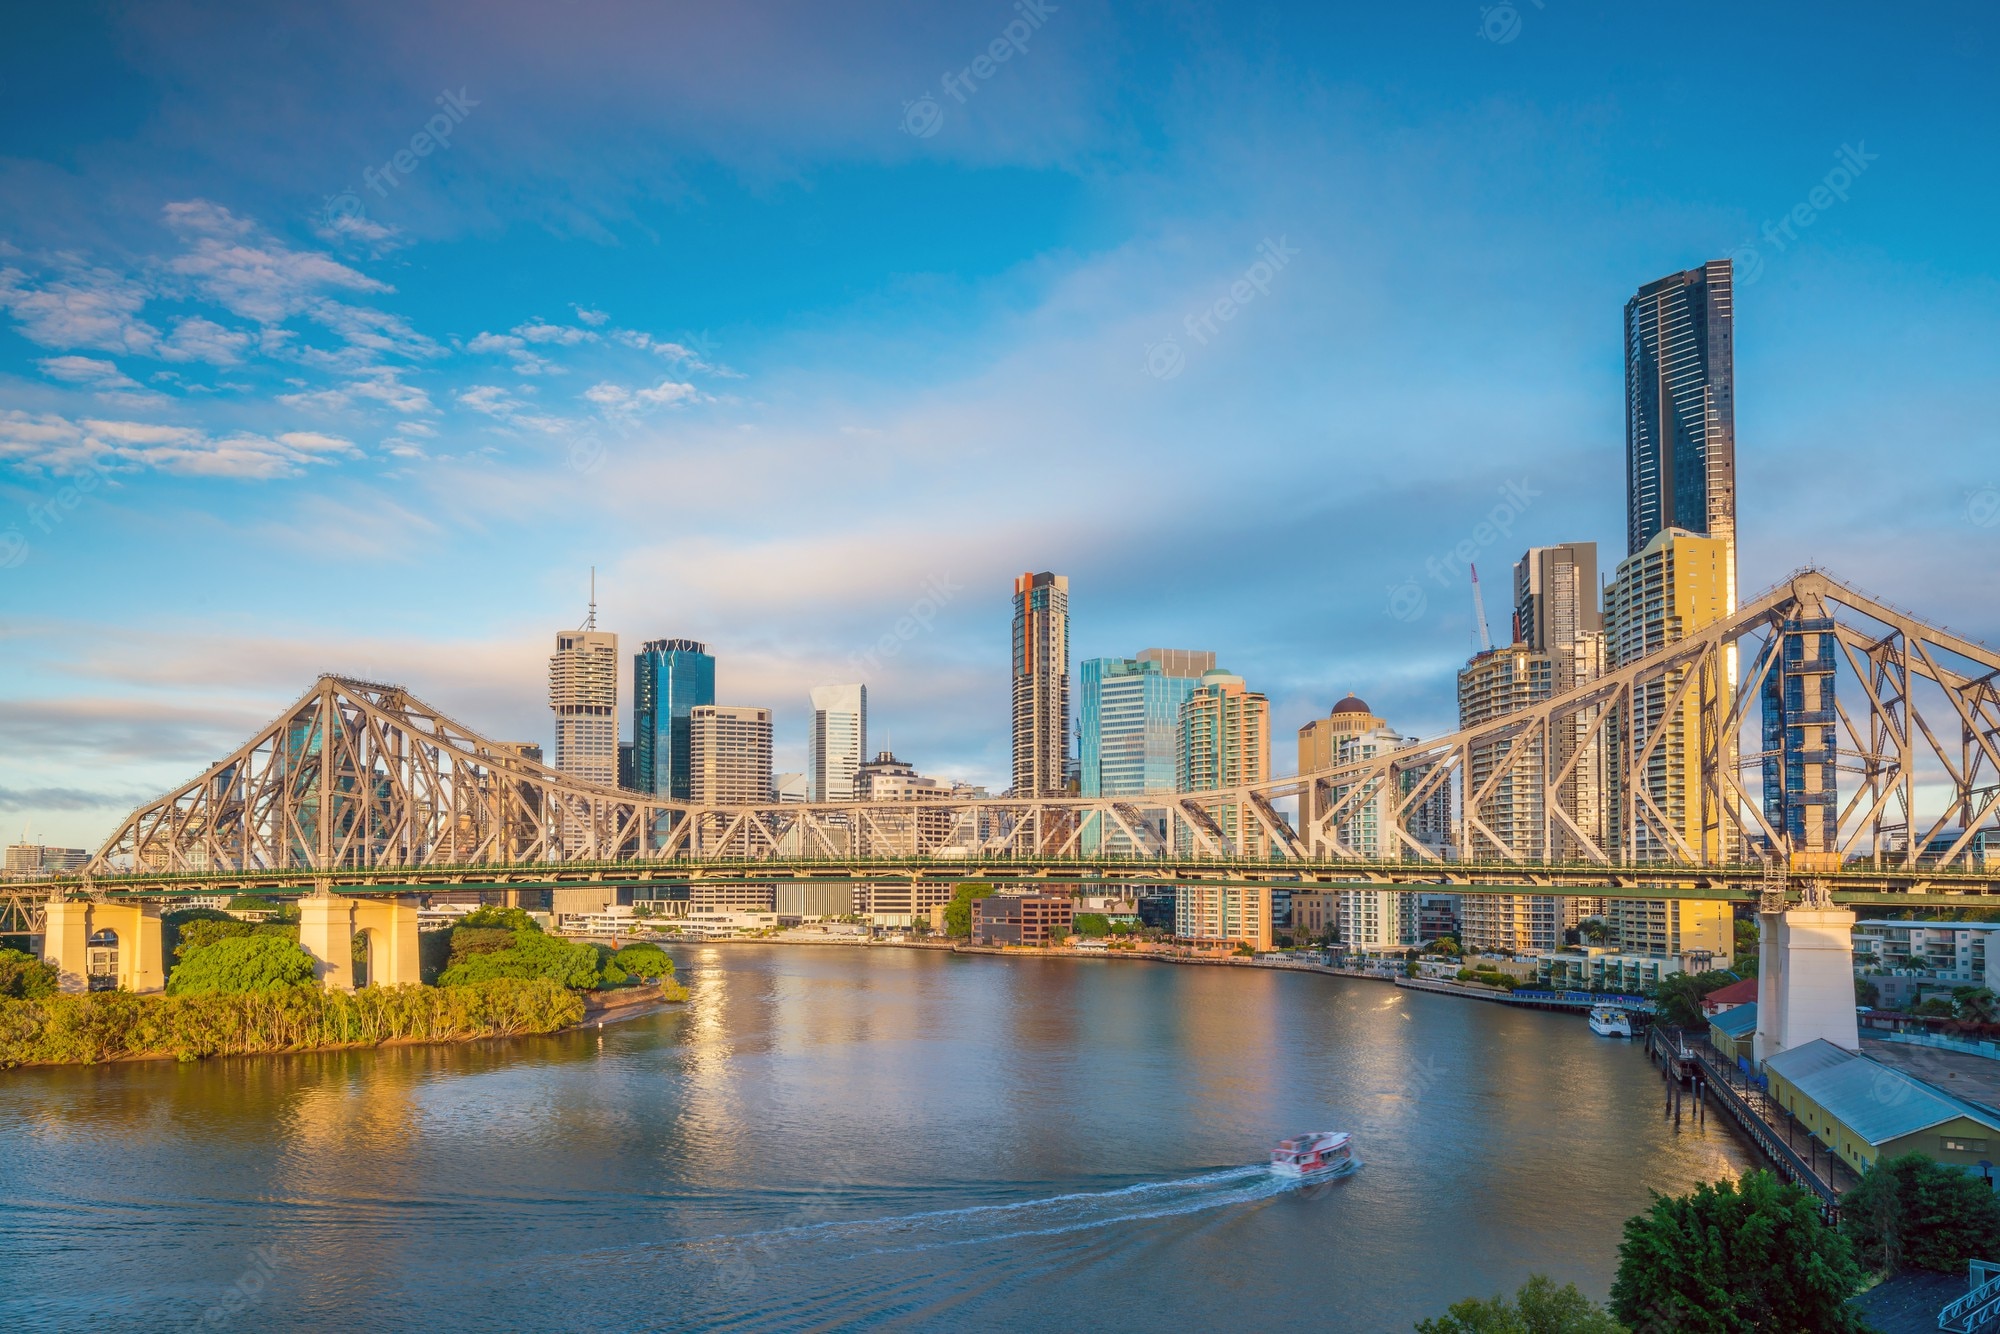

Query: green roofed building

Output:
[1763, 1038, 2000, 1178]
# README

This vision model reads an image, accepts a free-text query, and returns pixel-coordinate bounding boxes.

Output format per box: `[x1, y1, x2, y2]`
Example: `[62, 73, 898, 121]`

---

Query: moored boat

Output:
[1270, 1131, 1357, 1180]
[1587, 1006, 1633, 1038]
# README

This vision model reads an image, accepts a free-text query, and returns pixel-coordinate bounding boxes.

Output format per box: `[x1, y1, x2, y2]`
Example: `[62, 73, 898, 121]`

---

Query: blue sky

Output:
[2, 1, 1996, 848]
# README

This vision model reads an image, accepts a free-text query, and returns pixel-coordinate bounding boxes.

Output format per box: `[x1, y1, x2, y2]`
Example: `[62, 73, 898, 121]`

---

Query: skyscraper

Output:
[1626, 259, 1737, 603]
[633, 639, 715, 801]
[689, 705, 774, 805]
[550, 622, 618, 787]
[1177, 668, 1270, 857]
[1011, 571, 1069, 797]
[1080, 650, 1213, 797]
[1457, 645, 1556, 952]
[808, 683, 867, 802]
[1604, 526, 1736, 967]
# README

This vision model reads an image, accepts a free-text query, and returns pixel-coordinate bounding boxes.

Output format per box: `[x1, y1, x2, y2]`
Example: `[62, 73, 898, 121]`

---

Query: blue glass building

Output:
[633, 639, 715, 801]
[1079, 657, 1200, 798]
[1759, 617, 1838, 853]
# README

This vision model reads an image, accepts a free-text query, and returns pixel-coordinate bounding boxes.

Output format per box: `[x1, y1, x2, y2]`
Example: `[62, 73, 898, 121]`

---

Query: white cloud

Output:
[0, 263, 161, 356]
[163, 199, 389, 324]
[0, 410, 358, 479]
[572, 305, 609, 327]
[613, 329, 740, 376]
[159, 316, 254, 365]
[514, 319, 595, 346]
[458, 385, 526, 416]
[585, 376, 701, 412]
[36, 355, 141, 390]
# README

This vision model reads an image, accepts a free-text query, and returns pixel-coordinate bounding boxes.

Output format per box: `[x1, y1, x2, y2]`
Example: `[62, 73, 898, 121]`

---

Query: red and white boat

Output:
[1270, 1131, 1357, 1180]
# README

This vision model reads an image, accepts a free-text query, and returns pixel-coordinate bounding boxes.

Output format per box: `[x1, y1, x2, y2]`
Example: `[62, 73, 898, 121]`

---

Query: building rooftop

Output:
[1705, 976, 1759, 1008]
[1330, 694, 1372, 714]
[1710, 1002, 1759, 1039]
[1764, 1039, 2000, 1146]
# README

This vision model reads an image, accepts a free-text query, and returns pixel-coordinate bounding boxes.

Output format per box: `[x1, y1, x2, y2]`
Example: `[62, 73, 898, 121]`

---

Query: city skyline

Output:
[5, 4, 1998, 851]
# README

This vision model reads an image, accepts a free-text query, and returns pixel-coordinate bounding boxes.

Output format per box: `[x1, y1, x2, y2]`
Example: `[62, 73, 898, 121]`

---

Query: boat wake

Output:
[696, 1164, 1296, 1260]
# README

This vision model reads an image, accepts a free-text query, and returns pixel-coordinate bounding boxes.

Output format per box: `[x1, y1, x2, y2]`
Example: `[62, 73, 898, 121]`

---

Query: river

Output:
[0, 946, 1751, 1331]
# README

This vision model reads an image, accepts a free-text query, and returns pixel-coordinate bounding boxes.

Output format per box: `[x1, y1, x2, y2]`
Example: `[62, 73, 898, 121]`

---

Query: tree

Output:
[168, 935, 317, 995]
[1855, 977, 1880, 1007]
[0, 948, 58, 999]
[1734, 917, 1760, 961]
[613, 942, 673, 980]
[449, 926, 522, 964]
[1610, 1170, 1866, 1332]
[1416, 1274, 1622, 1334]
[457, 905, 540, 933]
[1580, 919, 1610, 945]
[1952, 987, 1999, 1024]
[436, 930, 604, 990]
[941, 883, 996, 939]
[1074, 913, 1110, 938]
[226, 895, 281, 913]
[1649, 969, 1742, 1029]
[1843, 1152, 2000, 1274]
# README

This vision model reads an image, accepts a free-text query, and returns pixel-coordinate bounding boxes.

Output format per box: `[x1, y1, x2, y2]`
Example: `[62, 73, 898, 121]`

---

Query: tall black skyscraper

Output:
[1624, 259, 1736, 592]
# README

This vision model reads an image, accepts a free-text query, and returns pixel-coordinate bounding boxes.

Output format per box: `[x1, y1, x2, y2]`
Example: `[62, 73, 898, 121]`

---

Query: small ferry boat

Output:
[1588, 1006, 1633, 1038]
[1270, 1131, 1357, 1180]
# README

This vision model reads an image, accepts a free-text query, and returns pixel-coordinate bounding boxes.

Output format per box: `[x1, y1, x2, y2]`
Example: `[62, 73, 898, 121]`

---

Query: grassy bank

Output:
[0, 977, 586, 1067]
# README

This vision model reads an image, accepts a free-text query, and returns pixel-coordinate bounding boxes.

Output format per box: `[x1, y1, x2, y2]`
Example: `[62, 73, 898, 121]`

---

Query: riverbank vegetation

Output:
[0, 977, 585, 1067]
[1415, 1170, 1872, 1332]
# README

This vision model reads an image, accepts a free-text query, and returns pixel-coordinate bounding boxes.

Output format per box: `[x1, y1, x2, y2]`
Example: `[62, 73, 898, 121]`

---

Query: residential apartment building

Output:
[1177, 668, 1271, 858]
[1011, 571, 1070, 797]
[1176, 884, 1274, 952]
[1625, 259, 1736, 603]
[1853, 919, 2000, 1007]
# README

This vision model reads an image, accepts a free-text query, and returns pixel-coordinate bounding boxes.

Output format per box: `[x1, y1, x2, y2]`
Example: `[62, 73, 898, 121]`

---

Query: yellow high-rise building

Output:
[1178, 669, 1270, 857]
[1603, 526, 1736, 967]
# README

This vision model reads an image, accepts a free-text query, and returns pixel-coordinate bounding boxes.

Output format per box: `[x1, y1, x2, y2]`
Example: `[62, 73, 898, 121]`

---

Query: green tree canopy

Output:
[1843, 1152, 2000, 1275]
[168, 935, 317, 995]
[437, 929, 603, 990]
[1649, 969, 1742, 1028]
[1416, 1274, 1622, 1334]
[0, 948, 58, 1000]
[612, 942, 673, 980]
[1074, 913, 1110, 938]
[172, 917, 299, 961]
[456, 905, 541, 933]
[941, 883, 996, 939]
[448, 926, 521, 964]
[1610, 1170, 1866, 1332]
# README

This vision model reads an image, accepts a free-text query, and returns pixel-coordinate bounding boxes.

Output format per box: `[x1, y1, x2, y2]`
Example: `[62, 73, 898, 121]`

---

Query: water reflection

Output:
[0, 949, 1748, 1331]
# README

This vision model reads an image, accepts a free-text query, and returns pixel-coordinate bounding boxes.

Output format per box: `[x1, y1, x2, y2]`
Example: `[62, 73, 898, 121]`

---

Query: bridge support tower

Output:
[1753, 856, 1859, 1064]
[41, 899, 166, 993]
[299, 891, 423, 991]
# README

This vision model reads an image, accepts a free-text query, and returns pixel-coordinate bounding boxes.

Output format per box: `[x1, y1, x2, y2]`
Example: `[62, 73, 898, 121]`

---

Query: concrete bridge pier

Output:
[41, 900, 166, 993]
[1754, 904, 1860, 1064]
[299, 892, 423, 991]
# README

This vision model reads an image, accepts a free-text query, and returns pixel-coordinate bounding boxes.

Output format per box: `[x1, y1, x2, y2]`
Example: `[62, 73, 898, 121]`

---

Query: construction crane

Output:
[1470, 563, 1494, 654]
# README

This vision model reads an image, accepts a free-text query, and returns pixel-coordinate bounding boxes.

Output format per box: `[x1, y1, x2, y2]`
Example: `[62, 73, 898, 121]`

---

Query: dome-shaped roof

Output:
[1330, 693, 1371, 715]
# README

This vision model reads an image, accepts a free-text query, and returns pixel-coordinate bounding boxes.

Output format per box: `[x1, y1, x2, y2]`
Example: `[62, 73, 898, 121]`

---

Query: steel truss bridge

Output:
[12, 568, 2000, 911]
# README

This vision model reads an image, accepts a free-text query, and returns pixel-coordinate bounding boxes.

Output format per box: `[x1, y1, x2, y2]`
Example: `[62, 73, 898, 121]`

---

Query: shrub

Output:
[171, 917, 299, 960]
[0, 948, 57, 1000]
[613, 942, 672, 980]
[1417, 1274, 1621, 1333]
[0, 977, 585, 1066]
[942, 883, 996, 938]
[167, 936, 318, 995]
[1074, 913, 1110, 939]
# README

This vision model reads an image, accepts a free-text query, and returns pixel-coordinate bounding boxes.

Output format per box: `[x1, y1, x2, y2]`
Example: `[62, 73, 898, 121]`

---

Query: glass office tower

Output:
[633, 639, 715, 801]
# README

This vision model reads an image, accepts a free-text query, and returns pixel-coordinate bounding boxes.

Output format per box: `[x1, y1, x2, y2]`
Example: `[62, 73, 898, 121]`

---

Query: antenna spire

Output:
[1470, 563, 1494, 653]
[583, 567, 597, 631]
